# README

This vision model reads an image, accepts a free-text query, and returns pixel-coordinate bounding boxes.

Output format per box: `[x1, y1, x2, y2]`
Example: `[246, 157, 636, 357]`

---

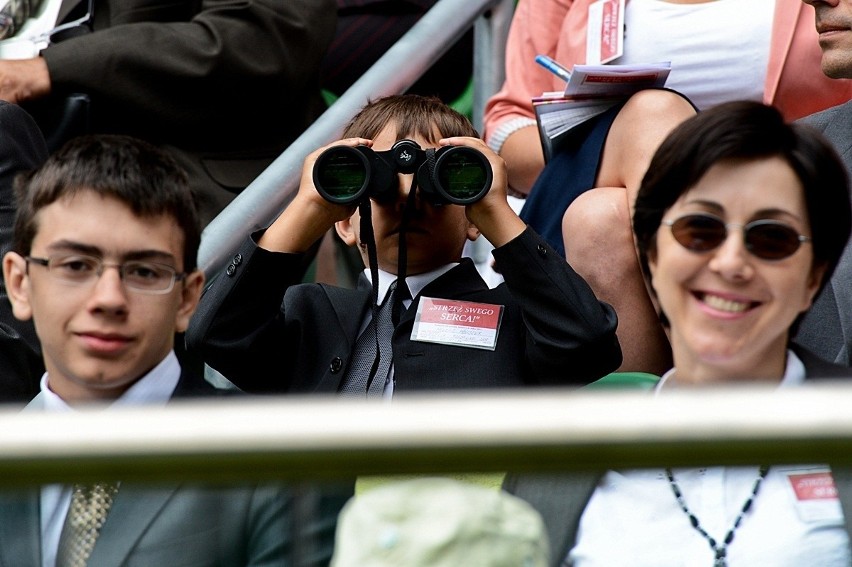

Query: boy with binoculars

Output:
[187, 94, 622, 396]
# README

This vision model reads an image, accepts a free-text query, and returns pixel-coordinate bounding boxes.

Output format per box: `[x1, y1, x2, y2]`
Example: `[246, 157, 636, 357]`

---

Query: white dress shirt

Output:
[569, 350, 851, 566]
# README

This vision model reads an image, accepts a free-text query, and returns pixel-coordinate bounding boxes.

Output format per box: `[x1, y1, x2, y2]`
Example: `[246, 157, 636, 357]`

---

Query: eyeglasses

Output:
[26, 254, 187, 294]
[661, 214, 812, 261]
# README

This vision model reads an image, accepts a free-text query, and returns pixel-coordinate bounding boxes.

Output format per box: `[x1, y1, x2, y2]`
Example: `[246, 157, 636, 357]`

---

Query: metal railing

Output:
[196, 0, 515, 279]
[3, 384, 852, 486]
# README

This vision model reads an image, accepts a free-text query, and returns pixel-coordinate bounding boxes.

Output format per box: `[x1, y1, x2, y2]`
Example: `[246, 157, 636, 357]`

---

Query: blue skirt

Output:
[518, 103, 623, 258]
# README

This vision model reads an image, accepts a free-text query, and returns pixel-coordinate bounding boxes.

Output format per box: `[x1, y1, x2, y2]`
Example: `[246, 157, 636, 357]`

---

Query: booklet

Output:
[534, 61, 671, 162]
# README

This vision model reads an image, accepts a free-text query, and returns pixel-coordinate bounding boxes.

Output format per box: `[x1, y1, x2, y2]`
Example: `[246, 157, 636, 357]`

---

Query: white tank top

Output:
[616, 0, 774, 110]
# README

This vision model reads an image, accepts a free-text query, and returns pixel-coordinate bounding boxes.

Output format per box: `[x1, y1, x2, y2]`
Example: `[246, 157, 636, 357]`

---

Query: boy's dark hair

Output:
[633, 101, 851, 329]
[342, 94, 478, 142]
[13, 134, 201, 271]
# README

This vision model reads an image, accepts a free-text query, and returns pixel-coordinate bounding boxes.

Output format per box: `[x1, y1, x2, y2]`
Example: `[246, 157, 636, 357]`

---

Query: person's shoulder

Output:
[799, 100, 852, 130]
[794, 344, 852, 380]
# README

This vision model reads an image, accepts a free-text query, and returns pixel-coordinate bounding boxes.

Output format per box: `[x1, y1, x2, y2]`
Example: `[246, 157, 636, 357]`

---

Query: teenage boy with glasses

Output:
[0, 134, 346, 566]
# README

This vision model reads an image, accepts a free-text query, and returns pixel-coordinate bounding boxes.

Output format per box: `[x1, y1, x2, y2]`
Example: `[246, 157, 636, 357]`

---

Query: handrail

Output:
[197, 0, 515, 279]
[3, 383, 852, 486]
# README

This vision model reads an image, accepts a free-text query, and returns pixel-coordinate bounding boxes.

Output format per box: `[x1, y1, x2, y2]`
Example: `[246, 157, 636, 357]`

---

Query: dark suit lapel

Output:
[86, 485, 179, 565]
[503, 472, 601, 567]
[313, 283, 370, 391]
[0, 488, 40, 567]
[324, 279, 371, 340]
[796, 344, 852, 380]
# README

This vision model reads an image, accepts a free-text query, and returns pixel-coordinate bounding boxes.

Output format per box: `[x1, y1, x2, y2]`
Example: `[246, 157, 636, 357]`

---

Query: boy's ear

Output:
[3, 252, 33, 321]
[466, 222, 480, 242]
[174, 270, 205, 333]
[335, 217, 358, 247]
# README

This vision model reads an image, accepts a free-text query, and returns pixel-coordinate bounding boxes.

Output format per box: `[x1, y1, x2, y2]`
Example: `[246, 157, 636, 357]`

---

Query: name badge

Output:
[586, 0, 625, 65]
[411, 297, 504, 350]
[782, 467, 842, 523]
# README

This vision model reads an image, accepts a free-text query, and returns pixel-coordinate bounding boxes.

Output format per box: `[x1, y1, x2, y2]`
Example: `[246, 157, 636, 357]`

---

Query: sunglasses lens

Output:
[745, 222, 802, 260]
[670, 215, 726, 252]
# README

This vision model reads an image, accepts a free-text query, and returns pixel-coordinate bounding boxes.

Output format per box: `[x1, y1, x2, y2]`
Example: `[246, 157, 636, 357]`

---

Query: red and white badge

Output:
[783, 467, 842, 523]
[411, 297, 504, 350]
[586, 0, 625, 65]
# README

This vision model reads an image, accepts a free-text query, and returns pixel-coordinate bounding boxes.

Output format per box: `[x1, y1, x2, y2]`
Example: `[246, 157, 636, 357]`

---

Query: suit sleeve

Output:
[491, 227, 622, 382]
[41, 0, 336, 143]
[185, 234, 309, 392]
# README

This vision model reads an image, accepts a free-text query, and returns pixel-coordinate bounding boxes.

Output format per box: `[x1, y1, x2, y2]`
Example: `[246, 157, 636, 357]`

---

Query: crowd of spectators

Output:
[1, 0, 852, 565]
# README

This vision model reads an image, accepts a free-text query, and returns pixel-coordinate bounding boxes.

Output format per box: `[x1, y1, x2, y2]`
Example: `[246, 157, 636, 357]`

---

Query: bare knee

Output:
[620, 89, 696, 120]
[562, 187, 635, 280]
[599, 90, 697, 190]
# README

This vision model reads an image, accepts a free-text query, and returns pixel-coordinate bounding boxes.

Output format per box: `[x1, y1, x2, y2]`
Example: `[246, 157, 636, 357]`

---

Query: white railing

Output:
[3, 384, 852, 486]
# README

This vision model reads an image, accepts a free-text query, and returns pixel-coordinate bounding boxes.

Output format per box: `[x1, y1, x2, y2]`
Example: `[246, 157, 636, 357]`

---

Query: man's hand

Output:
[0, 57, 50, 103]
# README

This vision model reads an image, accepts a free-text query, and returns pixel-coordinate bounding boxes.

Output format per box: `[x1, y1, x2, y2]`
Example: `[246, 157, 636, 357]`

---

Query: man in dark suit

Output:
[0, 0, 336, 227]
[794, 0, 852, 365]
[187, 94, 622, 396]
[0, 134, 344, 565]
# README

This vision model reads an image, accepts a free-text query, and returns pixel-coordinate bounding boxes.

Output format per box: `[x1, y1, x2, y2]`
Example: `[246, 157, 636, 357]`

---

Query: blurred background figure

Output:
[0, 99, 46, 404]
[320, 0, 473, 107]
[331, 477, 549, 567]
[0, 0, 336, 227]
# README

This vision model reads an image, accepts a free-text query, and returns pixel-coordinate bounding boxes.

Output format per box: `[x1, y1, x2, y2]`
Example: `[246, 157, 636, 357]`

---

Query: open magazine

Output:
[534, 61, 671, 162]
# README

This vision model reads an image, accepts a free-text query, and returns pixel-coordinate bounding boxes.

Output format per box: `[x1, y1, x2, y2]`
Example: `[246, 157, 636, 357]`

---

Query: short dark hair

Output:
[634, 101, 851, 308]
[342, 94, 478, 142]
[13, 134, 201, 271]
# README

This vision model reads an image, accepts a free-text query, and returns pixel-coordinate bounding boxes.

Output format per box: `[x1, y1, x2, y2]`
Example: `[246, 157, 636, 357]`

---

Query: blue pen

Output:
[535, 54, 572, 82]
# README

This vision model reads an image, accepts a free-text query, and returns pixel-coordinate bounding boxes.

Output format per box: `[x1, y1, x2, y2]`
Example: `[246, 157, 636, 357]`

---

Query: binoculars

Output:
[312, 139, 493, 206]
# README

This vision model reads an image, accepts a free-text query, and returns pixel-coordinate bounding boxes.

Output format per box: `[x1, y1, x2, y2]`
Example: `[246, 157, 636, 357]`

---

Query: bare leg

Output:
[596, 89, 697, 213]
[563, 90, 696, 374]
[564, 187, 671, 374]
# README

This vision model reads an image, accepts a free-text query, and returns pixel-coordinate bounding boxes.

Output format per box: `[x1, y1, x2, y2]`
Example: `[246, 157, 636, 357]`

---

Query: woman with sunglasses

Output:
[504, 101, 852, 566]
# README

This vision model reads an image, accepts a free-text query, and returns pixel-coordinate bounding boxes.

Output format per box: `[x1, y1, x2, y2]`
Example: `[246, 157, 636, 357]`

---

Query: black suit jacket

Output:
[0, 101, 48, 404]
[0, 366, 352, 566]
[187, 227, 622, 394]
[24, 0, 337, 225]
[503, 346, 852, 566]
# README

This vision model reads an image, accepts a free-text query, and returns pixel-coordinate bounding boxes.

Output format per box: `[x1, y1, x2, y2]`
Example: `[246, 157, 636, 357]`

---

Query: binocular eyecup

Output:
[312, 139, 493, 206]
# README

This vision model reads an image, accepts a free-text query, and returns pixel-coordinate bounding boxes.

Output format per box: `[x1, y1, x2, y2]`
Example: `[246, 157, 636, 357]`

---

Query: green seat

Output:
[585, 371, 660, 391]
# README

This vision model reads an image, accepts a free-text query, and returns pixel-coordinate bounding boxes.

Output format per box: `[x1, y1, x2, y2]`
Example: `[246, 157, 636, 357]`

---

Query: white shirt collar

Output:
[364, 263, 459, 305]
[40, 351, 181, 410]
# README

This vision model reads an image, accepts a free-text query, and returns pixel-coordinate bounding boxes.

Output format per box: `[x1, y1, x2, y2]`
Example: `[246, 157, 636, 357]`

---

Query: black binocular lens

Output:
[432, 148, 491, 204]
[312, 140, 492, 206]
[312, 147, 371, 204]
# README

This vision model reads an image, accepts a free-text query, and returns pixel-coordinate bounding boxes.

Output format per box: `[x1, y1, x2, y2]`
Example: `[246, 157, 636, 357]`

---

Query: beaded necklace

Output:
[665, 466, 769, 567]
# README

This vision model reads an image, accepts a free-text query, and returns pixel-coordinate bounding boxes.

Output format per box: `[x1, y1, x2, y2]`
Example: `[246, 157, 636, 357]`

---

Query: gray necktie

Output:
[56, 482, 119, 567]
[340, 281, 403, 398]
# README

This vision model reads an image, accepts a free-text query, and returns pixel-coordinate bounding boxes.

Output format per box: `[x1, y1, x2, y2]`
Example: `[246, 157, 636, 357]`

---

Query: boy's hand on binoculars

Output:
[259, 138, 370, 254]
[298, 138, 374, 218]
[440, 137, 525, 248]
